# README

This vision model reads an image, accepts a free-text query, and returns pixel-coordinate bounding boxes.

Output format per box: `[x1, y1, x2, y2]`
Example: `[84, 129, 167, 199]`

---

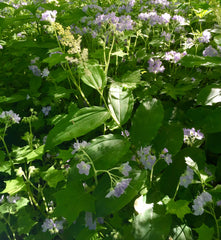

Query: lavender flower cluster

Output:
[148, 58, 165, 74]
[183, 128, 204, 144]
[192, 192, 212, 215]
[106, 178, 131, 198]
[94, 12, 134, 32]
[164, 50, 187, 63]
[179, 166, 194, 188]
[0, 110, 21, 123]
[138, 11, 171, 25]
[42, 218, 65, 233]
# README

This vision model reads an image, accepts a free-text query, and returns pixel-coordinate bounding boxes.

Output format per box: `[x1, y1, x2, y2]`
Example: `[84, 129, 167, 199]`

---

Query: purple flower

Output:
[180, 166, 194, 188]
[42, 218, 65, 233]
[120, 162, 132, 176]
[85, 212, 96, 230]
[192, 192, 212, 215]
[0, 44, 3, 49]
[41, 10, 57, 23]
[106, 178, 131, 198]
[161, 31, 171, 41]
[148, 58, 165, 74]
[183, 128, 204, 144]
[0, 195, 4, 203]
[203, 45, 218, 57]
[121, 130, 130, 138]
[42, 106, 51, 116]
[164, 50, 186, 63]
[71, 140, 89, 154]
[137, 146, 156, 170]
[217, 200, 221, 206]
[76, 161, 91, 176]
[42, 68, 50, 77]
[164, 153, 172, 165]
[7, 195, 20, 204]
[172, 15, 187, 25]
[28, 65, 41, 76]
[0, 110, 21, 123]
[161, 13, 171, 24]
[198, 30, 211, 43]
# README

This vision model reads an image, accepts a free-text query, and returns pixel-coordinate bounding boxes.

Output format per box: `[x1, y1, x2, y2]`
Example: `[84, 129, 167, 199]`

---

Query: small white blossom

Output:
[76, 161, 91, 176]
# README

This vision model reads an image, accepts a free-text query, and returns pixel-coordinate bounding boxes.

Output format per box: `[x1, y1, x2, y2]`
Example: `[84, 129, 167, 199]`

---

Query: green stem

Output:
[81, 149, 98, 185]
[66, 63, 91, 106]
[105, 34, 115, 75]
[0, 136, 13, 169]
[3, 215, 16, 240]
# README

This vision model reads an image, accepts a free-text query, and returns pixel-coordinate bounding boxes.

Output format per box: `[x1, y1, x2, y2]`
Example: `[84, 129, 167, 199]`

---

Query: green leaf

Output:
[153, 123, 183, 155]
[133, 200, 172, 240]
[41, 166, 65, 188]
[43, 53, 67, 68]
[0, 220, 6, 234]
[197, 85, 221, 105]
[166, 200, 191, 220]
[108, 84, 134, 125]
[214, 35, 221, 45]
[180, 55, 221, 67]
[111, 50, 128, 57]
[160, 149, 186, 197]
[94, 170, 146, 216]
[53, 181, 95, 223]
[45, 106, 110, 151]
[187, 107, 221, 133]
[16, 208, 37, 234]
[172, 225, 193, 240]
[206, 132, 221, 153]
[194, 224, 214, 240]
[1, 178, 25, 195]
[84, 134, 131, 170]
[13, 145, 44, 164]
[130, 99, 164, 147]
[79, 63, 107, 91]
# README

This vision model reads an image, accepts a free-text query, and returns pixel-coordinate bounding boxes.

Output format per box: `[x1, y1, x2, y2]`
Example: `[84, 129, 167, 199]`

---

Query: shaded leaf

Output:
[166, 200, 191, 220]
[130, 99, 164, 147]
[108, 84, 134, 125]
[41, 166, 65, 188]
[53, 181, 95, 223]
[1, 178, 25, 195]
[45, 107, 110, 151]
[194, 224, 214, 240]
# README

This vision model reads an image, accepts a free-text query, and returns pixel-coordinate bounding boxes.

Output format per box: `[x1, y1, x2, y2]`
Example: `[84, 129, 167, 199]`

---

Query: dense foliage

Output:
[0, 0, 221, 239]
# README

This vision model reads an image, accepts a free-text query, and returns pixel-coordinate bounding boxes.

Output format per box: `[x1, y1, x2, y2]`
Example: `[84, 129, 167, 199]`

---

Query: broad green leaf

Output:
[111, 50, 128, 57]
[172, 225, 193, 240]
[84, 134, 131, 170]
[130, 99, 164, 147]
[187, 107, 221, 133]
[0, 221, 6, 234]
[160, 149, 186, 197]
[41, 166, 65, 188]
[69, 134, 131, 181]
[133, 201, 172, 240]
[214, 35, 221, 45]
[194, 224, 214, 240]
[153, 123, 183, 155]
[53, 181, 95, 223]
[12, 145, 44, 164]
[43, 53, 67, 68]
[0, 197, 29, 215]
[180, 55, 221, 67]
[1, 178, 25, 195]
[108, 84, 134, 125]
[79, 63, 107, 91]
[45, 106, 110, 151]
[197, 85, 221, 105]
[17, 208, 36, 234]
[206, 132, 221, 153]
[166, 200, 191, 220]
[94, 170, 146, 216]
